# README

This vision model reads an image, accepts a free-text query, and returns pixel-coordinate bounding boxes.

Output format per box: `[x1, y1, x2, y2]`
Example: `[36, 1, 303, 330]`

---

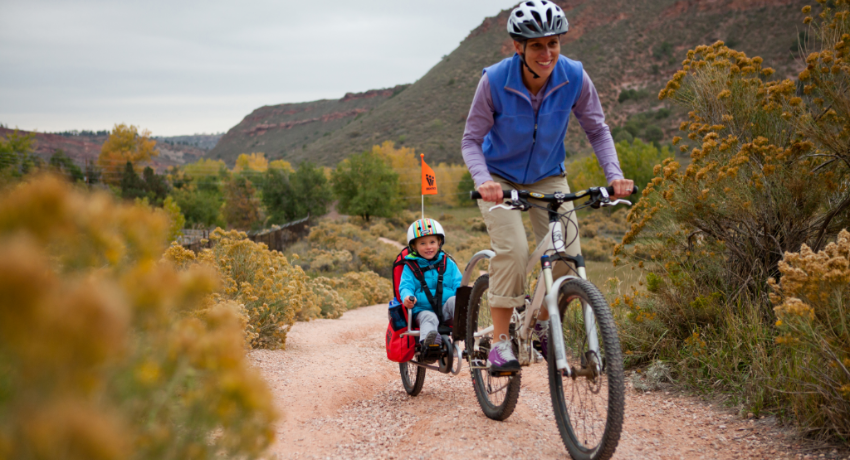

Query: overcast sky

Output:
[0, 0, 520, 136]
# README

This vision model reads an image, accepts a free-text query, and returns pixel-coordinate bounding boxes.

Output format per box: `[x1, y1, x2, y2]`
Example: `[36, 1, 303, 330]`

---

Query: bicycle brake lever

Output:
[488, 203, 518, 212]
[600, 199, 632, 207]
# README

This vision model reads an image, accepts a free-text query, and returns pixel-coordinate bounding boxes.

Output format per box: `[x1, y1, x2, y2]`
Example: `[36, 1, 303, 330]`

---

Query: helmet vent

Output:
[546, 8, 552, 25]
[525, 1, 535, 6]
[516, 10, 524, 17]
[530, 11, 542, 29]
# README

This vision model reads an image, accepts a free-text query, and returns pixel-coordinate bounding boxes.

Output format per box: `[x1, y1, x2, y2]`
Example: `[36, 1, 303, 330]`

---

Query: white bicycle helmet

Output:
[406, 218, 446, 250]
[507, 1, 569, 41]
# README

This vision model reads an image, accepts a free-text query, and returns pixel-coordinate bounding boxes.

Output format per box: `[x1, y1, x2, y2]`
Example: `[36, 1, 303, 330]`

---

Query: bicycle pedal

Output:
[488, 368, 520, 377]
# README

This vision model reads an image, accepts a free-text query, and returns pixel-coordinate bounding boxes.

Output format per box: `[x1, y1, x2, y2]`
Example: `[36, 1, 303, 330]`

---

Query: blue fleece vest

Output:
[482, 54, 584, 185]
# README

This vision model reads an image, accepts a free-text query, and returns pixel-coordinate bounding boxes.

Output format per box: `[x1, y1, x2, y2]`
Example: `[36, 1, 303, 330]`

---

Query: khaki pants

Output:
[477, 174, 582, 309]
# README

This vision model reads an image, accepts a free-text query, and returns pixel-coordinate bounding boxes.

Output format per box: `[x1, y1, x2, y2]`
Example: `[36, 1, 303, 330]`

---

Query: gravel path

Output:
[250, 304, 849, 460]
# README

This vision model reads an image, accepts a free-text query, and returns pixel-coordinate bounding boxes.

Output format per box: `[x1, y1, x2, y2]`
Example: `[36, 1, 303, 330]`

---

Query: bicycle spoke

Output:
[467, 274, 521, 421]
[549, 279, 624, 460]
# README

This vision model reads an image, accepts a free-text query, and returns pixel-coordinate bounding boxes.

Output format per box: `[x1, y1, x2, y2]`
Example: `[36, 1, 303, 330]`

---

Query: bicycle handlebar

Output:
[470, 185, 638, 202]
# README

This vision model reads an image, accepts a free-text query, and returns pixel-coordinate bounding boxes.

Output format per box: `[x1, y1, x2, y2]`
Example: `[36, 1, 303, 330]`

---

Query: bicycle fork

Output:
[541, 255, 601, 378]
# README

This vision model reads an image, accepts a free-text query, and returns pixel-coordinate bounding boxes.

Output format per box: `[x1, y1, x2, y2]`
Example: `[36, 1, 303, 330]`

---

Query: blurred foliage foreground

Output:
[0, 175, 275, 459]
[613, 3, 850, 440]
[0, 174, 392, 459]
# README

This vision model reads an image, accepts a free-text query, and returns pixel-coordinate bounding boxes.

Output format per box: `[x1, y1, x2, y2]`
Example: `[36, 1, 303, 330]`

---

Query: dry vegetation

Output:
[611, 1, 850, 440]
[0, 175, 276, 459]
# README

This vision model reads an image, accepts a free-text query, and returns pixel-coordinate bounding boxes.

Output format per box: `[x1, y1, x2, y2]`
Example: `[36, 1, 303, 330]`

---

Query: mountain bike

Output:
[461, 185, 636, 460]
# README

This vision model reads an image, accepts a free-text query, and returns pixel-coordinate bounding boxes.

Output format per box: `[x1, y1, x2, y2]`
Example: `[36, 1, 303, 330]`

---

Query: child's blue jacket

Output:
[398, 251, 462, 317]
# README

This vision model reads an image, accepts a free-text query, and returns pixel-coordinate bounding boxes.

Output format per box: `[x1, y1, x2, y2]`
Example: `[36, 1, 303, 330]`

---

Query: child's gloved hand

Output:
[404, 296, 416, 309]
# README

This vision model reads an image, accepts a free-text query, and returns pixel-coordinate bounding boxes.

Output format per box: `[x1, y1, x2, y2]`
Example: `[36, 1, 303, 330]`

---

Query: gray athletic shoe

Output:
[487, 334, 520, 372]
[421, 331, 441, 363]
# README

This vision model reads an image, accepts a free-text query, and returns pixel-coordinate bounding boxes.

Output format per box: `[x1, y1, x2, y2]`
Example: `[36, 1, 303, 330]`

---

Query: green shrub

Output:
[617, 88, 649, 103]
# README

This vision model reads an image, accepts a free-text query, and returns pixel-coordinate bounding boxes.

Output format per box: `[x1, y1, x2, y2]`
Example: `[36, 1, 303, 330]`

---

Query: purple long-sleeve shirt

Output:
[462, 70, 623, 187]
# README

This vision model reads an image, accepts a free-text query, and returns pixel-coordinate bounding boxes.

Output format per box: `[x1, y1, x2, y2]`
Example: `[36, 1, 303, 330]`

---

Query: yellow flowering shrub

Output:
[0, 175, 276, 460]
[612, 3, 850, 434]
[295, 220, 400, 278]
[768, 229, 850, 438]
[186, 229, 309, 349]
[307, 277, 349, 319]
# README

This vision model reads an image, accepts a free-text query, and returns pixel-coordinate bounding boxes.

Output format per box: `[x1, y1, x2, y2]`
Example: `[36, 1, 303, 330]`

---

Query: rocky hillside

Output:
[207, 86, 408, 166]
[211, 0, 809, 166]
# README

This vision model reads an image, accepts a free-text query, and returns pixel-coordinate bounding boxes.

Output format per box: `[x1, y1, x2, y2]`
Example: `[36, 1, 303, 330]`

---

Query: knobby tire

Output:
[466, 274, 521, 421]
[548, 278, 624, 460]
[400, 361, 426, 396]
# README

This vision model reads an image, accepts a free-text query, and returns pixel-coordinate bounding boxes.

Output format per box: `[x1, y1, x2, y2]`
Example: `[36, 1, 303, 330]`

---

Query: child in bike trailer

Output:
[399, 219, 462, 354]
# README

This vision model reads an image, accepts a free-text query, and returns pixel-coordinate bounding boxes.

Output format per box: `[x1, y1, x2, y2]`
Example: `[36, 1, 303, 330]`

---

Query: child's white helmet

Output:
[507, 0, 569, 41]
[406, 218, 446, 249]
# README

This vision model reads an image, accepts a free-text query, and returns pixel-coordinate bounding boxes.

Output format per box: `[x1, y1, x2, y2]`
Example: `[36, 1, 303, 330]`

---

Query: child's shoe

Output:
[487, 335, 520, 372]
[534, 320, 550, 361]
[421, 331, 441, 363]
[422, 330, 442, 347]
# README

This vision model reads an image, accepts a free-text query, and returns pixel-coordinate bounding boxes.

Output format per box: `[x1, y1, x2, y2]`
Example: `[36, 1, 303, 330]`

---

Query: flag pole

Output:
[420, 153, 425, 219]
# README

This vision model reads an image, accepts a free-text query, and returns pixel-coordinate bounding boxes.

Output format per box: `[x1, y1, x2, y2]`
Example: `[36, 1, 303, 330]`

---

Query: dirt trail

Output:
[250, 304, 847, 460]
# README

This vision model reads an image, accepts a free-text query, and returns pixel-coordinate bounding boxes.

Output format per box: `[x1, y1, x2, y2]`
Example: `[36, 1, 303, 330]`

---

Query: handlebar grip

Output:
[605, 185, 639, 196]
[470, 190, 508, 200]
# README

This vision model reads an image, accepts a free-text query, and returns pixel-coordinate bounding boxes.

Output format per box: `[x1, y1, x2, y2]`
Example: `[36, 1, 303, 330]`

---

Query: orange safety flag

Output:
[421, 154, 438, 195]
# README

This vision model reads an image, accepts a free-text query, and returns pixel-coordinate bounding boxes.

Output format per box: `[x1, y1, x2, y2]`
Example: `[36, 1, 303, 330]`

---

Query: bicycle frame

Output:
[461, 202, 600, 377]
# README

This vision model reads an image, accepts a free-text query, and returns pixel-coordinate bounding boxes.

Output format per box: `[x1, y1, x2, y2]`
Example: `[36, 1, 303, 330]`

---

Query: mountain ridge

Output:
[209, 0, 808, 166]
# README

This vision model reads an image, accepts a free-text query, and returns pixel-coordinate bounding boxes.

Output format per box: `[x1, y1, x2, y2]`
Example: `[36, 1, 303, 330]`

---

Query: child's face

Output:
[413, 235, 440, 259]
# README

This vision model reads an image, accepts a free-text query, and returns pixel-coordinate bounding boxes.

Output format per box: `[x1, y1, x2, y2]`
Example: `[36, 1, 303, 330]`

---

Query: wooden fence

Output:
[180, 215, 311, 253]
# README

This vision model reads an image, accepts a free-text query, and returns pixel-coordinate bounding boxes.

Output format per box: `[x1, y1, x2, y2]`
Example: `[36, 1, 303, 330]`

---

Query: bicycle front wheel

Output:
[466, 274, 521, 421]
[399, 361, 426, 396]
[548, 278, 624, 460]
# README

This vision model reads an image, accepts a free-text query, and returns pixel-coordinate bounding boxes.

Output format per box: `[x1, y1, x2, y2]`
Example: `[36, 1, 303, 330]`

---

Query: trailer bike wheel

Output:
[466, 274, 521, 421]
[399, 361, 426, 396]
[548, 278, 624, 460]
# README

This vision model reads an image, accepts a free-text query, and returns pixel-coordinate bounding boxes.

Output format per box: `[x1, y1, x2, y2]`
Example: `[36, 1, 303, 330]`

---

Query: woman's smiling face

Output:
[514, 35, 561, 80]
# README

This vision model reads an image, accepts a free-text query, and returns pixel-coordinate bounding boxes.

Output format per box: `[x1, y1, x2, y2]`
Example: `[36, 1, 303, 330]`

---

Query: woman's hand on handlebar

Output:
[609, 178, 635, 199]
[477, 180, 504, 203]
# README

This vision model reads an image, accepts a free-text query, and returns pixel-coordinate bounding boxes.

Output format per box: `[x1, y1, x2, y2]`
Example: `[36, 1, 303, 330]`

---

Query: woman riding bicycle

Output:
[462, 0, 634, 372]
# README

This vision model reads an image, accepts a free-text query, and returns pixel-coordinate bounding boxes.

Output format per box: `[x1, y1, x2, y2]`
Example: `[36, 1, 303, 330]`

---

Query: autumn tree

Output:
[331, 151, 400, 221]
[222, 176, 261, 229]
[97, 123, 159, 185]
[232, 152, 269, 176]
[430, 162, 468, 207]
[269, 159, 294, 173]
[372, 141, 419, 207]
